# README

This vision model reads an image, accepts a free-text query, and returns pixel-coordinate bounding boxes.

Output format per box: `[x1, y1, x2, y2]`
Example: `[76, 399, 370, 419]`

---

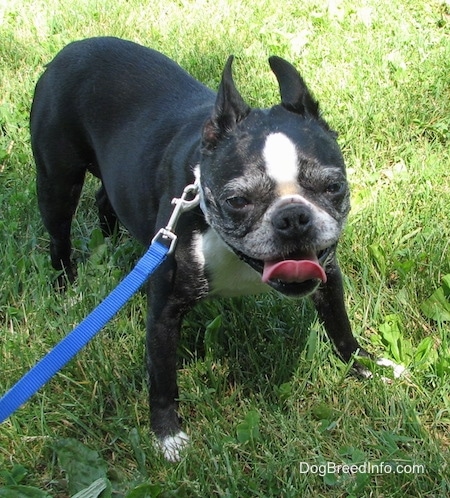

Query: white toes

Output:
[376, 357, 407, 379]
[159, 431, 190, 462]
[357, 357, 407, 382]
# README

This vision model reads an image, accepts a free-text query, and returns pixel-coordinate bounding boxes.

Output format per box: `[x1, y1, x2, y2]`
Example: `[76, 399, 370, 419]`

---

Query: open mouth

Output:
[234, 246, 334, 297]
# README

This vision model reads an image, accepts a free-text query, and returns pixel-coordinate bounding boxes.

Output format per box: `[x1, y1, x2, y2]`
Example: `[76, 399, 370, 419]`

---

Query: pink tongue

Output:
[262, 257, 327, 284]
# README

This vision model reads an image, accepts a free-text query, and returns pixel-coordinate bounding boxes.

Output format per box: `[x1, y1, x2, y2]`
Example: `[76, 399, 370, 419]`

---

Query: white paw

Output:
[357, 357, 407, 382]
[376, 357, 407, 379]
[158, 431, 189, 462]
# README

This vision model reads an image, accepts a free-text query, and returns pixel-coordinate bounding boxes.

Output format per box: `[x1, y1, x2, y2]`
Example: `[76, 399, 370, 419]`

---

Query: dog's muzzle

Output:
[233, 245, 334, 297]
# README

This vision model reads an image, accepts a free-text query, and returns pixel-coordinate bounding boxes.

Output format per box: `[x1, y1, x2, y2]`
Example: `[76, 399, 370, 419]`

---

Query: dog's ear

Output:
[202, 56, 251, 151]
[269, 56, 320, 118]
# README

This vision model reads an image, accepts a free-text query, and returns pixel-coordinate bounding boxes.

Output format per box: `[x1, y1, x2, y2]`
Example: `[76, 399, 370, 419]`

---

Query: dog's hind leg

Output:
[95, 184, 119, 238]
[34, 142, 88, 288]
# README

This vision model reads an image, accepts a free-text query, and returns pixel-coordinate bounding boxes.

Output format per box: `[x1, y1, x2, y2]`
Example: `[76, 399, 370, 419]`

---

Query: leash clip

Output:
[152, 180, 200, 254]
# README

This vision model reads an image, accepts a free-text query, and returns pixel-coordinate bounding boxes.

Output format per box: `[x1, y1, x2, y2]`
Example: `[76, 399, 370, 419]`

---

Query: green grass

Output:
[1, 0, 449, 496]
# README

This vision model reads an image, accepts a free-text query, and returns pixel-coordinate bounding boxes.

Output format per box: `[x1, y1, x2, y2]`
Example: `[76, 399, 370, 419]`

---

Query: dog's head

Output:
[197, 56, 350, 297]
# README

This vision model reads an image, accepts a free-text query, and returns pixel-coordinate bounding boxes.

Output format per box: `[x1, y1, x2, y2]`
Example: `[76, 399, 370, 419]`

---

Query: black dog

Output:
[30, 37, 403, 461]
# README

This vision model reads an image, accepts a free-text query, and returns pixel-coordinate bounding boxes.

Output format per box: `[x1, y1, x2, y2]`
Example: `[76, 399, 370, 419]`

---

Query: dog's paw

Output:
[158, 431, 190, 462]
[375, 357, 407, 379]
[54, 267, 77, 292]
[357, 357, 406, 382]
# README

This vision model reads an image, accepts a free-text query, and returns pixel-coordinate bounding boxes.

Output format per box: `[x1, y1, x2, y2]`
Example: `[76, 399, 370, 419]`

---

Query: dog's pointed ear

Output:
[269, 56, 320, 118]
[202, 56, 251, 151]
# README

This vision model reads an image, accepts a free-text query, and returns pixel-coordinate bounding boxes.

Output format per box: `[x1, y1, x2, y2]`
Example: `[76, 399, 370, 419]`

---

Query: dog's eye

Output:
[325, 182, 345, 195]
[226, 196, 251, 210]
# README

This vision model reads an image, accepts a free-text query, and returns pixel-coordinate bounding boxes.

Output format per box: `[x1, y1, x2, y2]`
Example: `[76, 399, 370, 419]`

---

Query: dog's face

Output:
[198, 57, 350, 297]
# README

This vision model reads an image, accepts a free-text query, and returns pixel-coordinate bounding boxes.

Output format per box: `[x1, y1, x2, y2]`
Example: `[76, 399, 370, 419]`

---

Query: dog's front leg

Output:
[145, 267, 194, 462]
[311, 258, 368, 367]
[311, 257, 405, 379]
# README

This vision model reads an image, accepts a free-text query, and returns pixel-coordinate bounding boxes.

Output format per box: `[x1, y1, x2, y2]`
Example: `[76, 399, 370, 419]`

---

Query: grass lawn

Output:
[1, 0, 449, 496]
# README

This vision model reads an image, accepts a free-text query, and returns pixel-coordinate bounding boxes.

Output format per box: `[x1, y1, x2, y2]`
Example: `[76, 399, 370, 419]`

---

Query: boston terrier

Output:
[30, 37, 404, 461]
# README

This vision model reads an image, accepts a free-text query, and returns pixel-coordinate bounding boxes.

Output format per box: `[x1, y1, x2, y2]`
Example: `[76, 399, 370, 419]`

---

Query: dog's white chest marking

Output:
[263, 132, 299, 194]
[193, 229, 270, 297]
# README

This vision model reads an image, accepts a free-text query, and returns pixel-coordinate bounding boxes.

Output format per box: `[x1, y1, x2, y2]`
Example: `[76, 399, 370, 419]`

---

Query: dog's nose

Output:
[272, 203, 312, 238]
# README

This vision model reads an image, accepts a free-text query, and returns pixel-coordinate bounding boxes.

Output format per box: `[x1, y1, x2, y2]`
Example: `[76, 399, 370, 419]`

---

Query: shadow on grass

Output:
[181, 294, 317, 395]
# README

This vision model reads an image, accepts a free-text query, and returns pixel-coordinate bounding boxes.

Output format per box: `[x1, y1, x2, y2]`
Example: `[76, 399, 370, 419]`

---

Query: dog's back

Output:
[31, 37, 215, 246]
[31, 36, 214, 155]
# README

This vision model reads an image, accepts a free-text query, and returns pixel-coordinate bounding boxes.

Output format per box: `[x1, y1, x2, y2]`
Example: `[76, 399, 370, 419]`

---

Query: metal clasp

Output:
[151, 180, 201, 254]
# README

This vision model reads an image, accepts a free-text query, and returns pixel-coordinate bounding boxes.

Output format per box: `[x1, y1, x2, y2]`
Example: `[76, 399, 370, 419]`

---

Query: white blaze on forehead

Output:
[263, 133, 299, 189]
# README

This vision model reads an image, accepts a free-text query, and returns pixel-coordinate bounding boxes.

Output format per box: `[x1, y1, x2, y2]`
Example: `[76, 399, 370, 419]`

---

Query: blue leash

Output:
[0, 241, 168, 423]
[0, 181, 200, 423]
